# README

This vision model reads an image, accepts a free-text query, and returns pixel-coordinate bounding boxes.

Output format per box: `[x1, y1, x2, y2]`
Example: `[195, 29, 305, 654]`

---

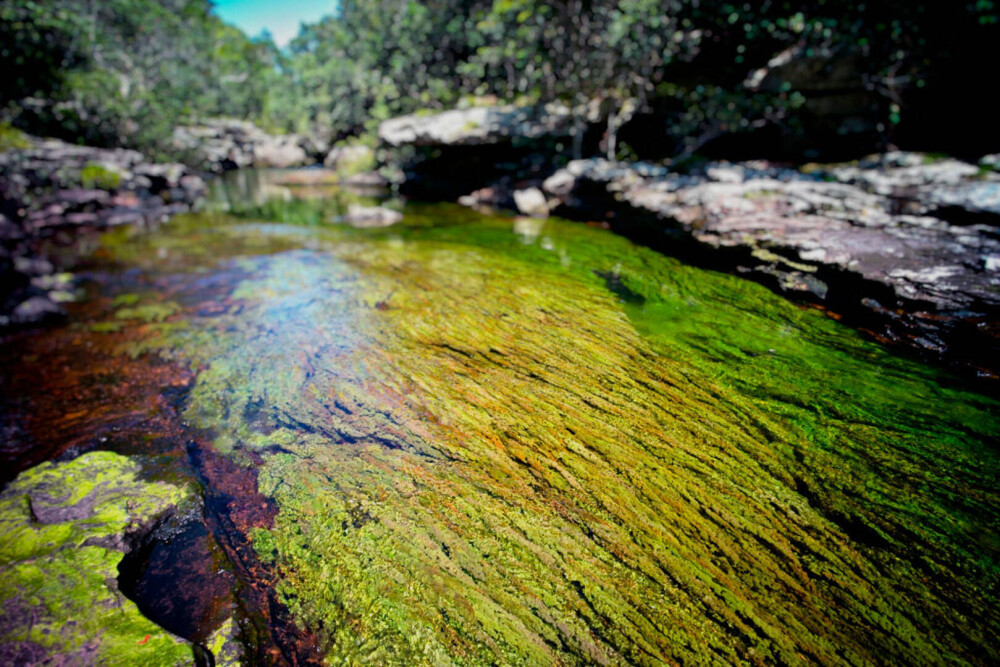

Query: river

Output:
[1, 170, 998, 665]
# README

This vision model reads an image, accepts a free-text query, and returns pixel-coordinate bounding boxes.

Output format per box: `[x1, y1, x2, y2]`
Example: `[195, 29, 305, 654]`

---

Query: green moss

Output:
[80, 162, 123, 190]
[79, 203, 1000, 665]
[115, 301, 179, 323]
[0, 122, 30, 151]
[0, 452, 194, 664]
[112, 293, 141, 307]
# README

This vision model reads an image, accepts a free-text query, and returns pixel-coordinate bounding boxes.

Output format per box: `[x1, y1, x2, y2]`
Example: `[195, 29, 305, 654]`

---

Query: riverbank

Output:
[380, 105, 1000, 382]
[0, 135, 206, 326]
[3, 112, 999, 385]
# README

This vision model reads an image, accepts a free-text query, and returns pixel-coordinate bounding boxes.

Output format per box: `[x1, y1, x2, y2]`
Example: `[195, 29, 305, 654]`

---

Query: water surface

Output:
[1, 173, 998, 664]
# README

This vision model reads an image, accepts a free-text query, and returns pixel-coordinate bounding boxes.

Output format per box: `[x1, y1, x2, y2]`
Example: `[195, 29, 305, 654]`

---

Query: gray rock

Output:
[13, 256, 53, 276]
[254, 136, 309, 168]
[980, 154, 1000, 171]
[513, 187, 550, 217]
[379, 104, 574, 147]
[174, 119, 316, 170]
[342, 204, 403, 228]
[13, 296, 64, 323]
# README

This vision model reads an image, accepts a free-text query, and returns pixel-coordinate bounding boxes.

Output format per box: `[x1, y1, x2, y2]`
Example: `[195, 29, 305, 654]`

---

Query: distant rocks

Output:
[0, 135, 206, 327]
[512, 187, 552, 217]
[379, 103, 578, 147]
[543, 155, 1000, 377]
[173, 119, 322, 171]
[379, 103, 602, 199]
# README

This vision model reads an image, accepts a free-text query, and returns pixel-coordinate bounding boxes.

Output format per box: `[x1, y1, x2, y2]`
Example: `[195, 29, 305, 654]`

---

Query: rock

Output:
[12, 295, 64, 323]
[379, 103, 575, 147]
[458, 184, 513, 210]
[0, 133, 204, 327]
[0, 452, 194, 664]
[545, 157, 1000, 376]
[341, 171, 388, 188]
[379, 104, 597, 199]
[324, 144, 374, 170]
[173, 119, 315, 171]
[513, 187, 550, 217]
[342, 204, 403, 228]
[12, 256, 53, 276]
[254, 136, 309, 168]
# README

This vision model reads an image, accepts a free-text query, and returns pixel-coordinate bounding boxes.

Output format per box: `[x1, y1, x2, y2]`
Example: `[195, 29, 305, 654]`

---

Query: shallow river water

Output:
[1, 171, 999, 665]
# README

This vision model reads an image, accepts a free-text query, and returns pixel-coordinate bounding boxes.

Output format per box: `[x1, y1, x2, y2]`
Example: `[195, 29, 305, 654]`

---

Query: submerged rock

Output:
[342, 203, 402, 227]
[0, 452, 194, 664]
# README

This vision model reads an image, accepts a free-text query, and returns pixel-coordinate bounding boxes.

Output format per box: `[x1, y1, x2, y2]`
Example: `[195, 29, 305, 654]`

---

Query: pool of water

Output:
[1, 171, 998, 664]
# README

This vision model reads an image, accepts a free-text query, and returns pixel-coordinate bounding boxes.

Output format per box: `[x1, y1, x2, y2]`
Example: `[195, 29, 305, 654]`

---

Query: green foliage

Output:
[1, 0, 280, 156]
[2, 0, 995, 156]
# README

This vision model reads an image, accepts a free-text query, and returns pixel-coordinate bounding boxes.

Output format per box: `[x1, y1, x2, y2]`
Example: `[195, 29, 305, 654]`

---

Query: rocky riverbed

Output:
[2, 199, 998, 664]
[0, 136, 206, 327]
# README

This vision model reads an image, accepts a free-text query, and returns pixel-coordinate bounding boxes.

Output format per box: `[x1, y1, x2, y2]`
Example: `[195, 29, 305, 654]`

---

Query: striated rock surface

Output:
[544, 156, 1000, 377]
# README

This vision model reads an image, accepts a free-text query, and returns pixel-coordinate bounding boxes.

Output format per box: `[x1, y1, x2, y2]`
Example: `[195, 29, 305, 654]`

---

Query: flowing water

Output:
[1, 170, 999, 665]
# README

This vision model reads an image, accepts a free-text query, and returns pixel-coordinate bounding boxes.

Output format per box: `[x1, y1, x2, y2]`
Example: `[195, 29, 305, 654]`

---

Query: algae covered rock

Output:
[0, 451, 194, 665]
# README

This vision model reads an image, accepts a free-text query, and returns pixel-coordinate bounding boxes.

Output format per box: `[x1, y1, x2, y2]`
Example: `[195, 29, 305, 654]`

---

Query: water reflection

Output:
[205, 168, 401, 228]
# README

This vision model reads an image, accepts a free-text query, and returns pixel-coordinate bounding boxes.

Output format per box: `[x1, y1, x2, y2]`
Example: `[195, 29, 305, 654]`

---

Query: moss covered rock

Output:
[0, 451, 195, 665]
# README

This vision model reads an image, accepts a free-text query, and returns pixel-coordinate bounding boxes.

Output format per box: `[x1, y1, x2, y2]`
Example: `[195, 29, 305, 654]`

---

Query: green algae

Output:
[53, 201, 1000, 664]
[0, 451, 195, 664]
[115, 301, 179, 323]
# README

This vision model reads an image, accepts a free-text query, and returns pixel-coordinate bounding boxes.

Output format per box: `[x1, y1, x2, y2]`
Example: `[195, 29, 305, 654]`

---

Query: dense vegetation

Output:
[1, 0, 278, 157]
[2, 0, 998, 159]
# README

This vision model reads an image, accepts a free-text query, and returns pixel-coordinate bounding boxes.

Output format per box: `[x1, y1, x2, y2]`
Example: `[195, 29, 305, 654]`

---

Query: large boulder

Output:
[172, 119, 314, 171]
[379, 103, 575, 147]
[0, 452, 196, 664]
[378, 104, 600, 199]
[253, 135, 309, 168]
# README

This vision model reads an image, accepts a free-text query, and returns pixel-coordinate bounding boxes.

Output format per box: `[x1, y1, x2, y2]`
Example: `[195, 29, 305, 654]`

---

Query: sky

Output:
[212, 0, 338, 47]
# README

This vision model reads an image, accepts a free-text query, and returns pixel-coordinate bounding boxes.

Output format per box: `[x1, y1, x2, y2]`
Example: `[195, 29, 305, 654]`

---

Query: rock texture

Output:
[0, 136, 206, 326]
[543, 156, 1000, 377]
[379, 104, 603, 199]
[173, 119, 321, 171]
